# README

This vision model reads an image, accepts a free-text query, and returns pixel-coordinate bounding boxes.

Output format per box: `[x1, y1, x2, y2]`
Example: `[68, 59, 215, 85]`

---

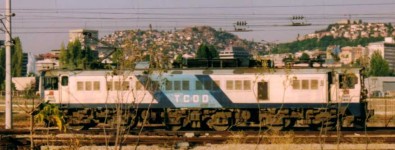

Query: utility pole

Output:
[5, 0, 12, 129]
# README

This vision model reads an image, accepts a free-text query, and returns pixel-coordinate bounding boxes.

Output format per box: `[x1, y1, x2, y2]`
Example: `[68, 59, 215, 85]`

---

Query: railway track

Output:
[2, 127, 395, 149]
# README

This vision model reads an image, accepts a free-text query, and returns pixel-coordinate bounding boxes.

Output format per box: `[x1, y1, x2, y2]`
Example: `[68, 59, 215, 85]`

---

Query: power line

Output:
[7, 2, 395, 10]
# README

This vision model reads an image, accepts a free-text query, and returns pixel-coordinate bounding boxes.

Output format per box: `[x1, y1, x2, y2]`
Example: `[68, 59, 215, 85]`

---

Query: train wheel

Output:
[130, 118, 138, 129]
[68, 125, 85, 131]
[212, 125, 229, 131]
[167, 125, 182, 131]
[283, 118, 296, 130]
[206, 111, 232, 131]
[266, 119, 295, 131]
[206, 118, 229, 131]
[309, 111, 337, 131]
[309, 122, 336, 131]
[267, 125, 283, 131]
[126, 111, 139, 129]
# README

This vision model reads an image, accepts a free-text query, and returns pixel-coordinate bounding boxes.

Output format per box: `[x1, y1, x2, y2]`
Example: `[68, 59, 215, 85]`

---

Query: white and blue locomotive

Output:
[39, 66, 367, 131]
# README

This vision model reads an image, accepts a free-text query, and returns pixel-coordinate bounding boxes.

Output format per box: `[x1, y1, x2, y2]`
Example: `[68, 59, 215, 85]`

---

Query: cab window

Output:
[61, 76, 68, 86]
[44, 77, 58, 90]
[339, 73, 358, 89]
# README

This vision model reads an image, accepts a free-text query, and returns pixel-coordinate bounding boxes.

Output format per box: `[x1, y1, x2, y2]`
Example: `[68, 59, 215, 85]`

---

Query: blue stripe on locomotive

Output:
[140, 74, 230, 108]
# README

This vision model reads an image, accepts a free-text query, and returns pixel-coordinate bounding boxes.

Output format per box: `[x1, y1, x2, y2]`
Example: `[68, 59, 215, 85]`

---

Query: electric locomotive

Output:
[39, 63, 368, 131]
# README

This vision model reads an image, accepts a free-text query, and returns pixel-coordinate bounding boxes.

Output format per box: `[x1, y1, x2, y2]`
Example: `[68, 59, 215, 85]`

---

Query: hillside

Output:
[272, 21, 394, 54]
[100, 22, 395, 56]
[100, 26, 260, 58]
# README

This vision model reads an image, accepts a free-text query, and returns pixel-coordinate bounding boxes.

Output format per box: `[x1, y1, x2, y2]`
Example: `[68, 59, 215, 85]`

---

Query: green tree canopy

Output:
[272, 36, 384, 54]
[208, 45, 219, 59]
[299, 52, 310, 63]
[0, 37, 24, 88]
[196, 44, 218, 59]
[59, 39, 96, 69]
[369, 51, 392, 76]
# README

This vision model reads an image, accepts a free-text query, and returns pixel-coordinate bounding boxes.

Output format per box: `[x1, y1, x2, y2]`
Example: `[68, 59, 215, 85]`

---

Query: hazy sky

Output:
[1, 0, 395, 54]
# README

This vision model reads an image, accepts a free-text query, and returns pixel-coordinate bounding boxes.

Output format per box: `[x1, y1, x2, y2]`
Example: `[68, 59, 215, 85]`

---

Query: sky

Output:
[1, 0, 395, 54]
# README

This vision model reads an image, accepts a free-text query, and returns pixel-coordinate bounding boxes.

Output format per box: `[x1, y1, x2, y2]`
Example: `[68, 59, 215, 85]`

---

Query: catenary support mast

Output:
[5, 0, 12, 129]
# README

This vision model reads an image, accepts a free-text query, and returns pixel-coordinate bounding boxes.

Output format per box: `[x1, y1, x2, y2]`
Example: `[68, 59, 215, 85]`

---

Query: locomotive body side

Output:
[39, 67, 366, 130]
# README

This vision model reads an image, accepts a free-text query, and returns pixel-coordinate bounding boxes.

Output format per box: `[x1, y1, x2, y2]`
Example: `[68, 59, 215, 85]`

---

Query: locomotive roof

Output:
[43, 67, 362, 77]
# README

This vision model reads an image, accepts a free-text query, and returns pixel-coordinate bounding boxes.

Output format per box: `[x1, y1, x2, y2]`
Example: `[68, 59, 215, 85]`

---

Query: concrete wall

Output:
[11, 77, 36, 91]
[365, 77, 395, 97]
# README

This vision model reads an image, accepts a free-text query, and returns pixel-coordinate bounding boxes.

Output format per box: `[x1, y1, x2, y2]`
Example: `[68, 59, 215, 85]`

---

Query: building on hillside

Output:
[26, 52, 36, 75]
[35, 58, 59, 73]
[11, 77, 35, 91]
[219, 44, 251, 66]
[96, 46, 115, 63]
[339, 45, 367, 65]
[339, 51, 353, 65]
[21, 53, 28, 77]
[35, 52, 59, 73]
[69, 29, 99, 50]
[261, 53, 291, 67]
[49, 49, 61, 57]
[365, 77, 395, 97]
[368, 37, 395, 70]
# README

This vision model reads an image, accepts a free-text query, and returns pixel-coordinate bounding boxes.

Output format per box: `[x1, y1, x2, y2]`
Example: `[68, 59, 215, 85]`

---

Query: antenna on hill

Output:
[290, 15, 311, 26]
[231, 21, 252, 32]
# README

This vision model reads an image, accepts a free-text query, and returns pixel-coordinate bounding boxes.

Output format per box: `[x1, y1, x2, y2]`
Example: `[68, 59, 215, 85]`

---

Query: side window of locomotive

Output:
[235, 80, 242, 90]
[293, 79, 319, 90]
[149, 80, 159, 91]
[258, 81, 269, 100]
[44, 77, 59, 90]
[339, 74, 358, 89]
[244, 80, 251, 90]
[113, 81, 121, 91]
[196, 81, 203, 90]
[226, 80, 233, 90]
[106, 81, 113, 91]
[292, 79, 300, 89]
[122, 81, 130, 91]
[174, 81, 181, 91]
[213, 80, 220, 90]
[136, 81, 144, 91]
[182, 80, 189, 90]
[311, 80, 318, 90]
[77, 81, 84, 91]
[85, 81, 92, 91]
[166, 81, 173, 91]
[204, 80, 212, 90]
[61, 76, 68, 86]
[93, 81, 100, 91]
[301, 80, 309, 90]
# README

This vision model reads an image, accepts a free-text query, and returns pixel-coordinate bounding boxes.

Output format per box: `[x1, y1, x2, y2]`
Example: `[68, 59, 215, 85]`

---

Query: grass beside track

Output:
[0, 97, 43, 129]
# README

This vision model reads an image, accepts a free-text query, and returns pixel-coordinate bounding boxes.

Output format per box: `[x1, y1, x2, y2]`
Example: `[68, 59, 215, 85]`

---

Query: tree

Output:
[173, 54, 183, 68]
[59, 43, 68, 68]
[196, 44, 218, 59]
[0, 37, 24, 88]
[59, 39, 97, 69]
[369, 51, 391, 76]
[12, 37, 23, 77]
[282, 54, 294, 63]
[208, 45, 219, 59]
[196, 44, 208, 59]
[34, 102, 65, 131]
[299, 52, 310, 63]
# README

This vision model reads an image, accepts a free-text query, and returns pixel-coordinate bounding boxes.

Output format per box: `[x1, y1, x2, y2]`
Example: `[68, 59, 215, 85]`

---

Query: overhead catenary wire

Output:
[4, 2, 395, 11]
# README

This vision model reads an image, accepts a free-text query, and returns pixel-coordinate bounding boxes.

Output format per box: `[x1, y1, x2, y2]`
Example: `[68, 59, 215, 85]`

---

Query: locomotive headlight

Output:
[46, 90, 55, 101]
[343, 89, 349, 94]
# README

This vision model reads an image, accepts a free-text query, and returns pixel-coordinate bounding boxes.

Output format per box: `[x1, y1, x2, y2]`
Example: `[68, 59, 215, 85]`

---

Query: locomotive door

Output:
[59, 76, 70, 103]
